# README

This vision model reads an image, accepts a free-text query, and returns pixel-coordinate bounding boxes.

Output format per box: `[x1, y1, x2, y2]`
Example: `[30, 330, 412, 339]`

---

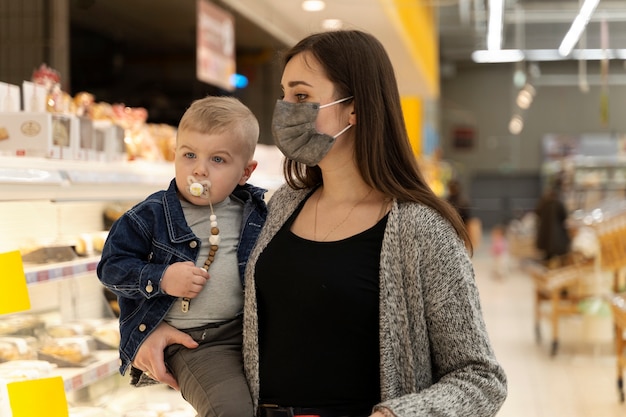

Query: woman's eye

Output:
[295, 93, 307, 102]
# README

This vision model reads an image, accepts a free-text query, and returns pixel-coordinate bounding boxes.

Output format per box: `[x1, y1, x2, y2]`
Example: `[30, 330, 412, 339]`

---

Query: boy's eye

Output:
[212, 156, 224, 163]
[184, 152, 196, 159]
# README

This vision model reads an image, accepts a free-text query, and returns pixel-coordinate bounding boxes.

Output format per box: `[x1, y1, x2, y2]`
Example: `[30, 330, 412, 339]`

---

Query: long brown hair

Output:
[280, 30, 470, 249]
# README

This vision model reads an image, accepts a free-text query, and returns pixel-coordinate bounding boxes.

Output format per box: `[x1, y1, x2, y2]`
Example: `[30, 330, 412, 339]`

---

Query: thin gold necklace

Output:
[314, 187, 374, 241]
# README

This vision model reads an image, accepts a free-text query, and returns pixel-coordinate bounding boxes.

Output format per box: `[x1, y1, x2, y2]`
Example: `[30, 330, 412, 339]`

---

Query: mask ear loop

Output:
[332, 123, 352, 139]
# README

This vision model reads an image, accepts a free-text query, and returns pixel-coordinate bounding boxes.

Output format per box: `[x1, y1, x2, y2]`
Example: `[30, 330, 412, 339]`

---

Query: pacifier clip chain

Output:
[181, 183, 220, 313]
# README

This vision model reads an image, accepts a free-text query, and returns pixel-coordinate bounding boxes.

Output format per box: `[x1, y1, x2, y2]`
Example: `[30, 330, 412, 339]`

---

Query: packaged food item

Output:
[0, 336, 38, 362]
[39, 336, 96, 367]
[69, 406, 108, 417]
[0, 314, 45, 336]
[46, 322, 89, 338]
[92, 322, 120, 350]
[123, 410, 158, 417]
[0, 359, 56, 379]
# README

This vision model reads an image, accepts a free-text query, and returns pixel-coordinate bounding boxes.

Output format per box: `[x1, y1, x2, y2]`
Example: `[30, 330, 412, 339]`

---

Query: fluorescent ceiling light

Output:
[302, 0, 325, 12]
[487, 0, 504, 50]
[472, 49, 524, 63]
[558, 0, 600, 57]
[472, 48, 626, 63]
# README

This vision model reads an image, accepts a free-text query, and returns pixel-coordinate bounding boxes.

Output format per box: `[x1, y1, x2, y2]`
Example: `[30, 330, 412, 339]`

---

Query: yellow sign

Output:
[8, 376, 68, 417]
[0, 250, 31, 315]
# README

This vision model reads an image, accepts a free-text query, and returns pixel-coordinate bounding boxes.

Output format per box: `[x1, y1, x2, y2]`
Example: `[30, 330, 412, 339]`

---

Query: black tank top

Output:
[256, 196, 387, 415]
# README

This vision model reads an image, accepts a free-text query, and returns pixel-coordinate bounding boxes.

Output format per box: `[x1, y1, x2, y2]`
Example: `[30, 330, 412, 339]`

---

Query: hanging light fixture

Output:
[302, 1, 325, 12]
[508, 114, 524, 135]
[516, 84, 536, 109]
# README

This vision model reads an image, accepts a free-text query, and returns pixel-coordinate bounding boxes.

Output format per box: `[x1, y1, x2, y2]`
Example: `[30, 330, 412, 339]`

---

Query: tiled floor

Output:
[473, 244, 625, 417]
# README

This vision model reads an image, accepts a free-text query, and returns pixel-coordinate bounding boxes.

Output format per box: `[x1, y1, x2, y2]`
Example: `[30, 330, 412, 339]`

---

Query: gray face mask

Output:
[271, 97, 353, 166]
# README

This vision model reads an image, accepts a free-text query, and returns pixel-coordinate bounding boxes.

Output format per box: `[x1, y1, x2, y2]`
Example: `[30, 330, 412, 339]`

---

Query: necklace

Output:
[181, 191, 220, 313]
[314, 187, 374, 241]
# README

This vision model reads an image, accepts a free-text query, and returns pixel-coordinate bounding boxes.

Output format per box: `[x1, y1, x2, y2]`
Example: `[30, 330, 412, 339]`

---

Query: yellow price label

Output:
[8, 376, 68, 417]
[0, 250, 31, 315]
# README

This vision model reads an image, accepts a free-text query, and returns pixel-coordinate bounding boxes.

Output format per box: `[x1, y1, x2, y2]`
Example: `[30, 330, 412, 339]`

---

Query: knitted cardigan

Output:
[243, 185, 507, 417]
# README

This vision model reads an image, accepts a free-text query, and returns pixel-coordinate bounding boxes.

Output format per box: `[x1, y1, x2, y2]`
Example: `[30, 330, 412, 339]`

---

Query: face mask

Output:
[271, 96, 353, 166]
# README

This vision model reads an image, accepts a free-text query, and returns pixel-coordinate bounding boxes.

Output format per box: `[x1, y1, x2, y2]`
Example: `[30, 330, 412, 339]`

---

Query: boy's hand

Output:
[160, 261, 209, 298]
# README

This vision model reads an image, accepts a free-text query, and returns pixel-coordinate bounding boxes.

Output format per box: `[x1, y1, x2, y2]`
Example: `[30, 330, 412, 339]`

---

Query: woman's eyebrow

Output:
[286, 80, 313, 88]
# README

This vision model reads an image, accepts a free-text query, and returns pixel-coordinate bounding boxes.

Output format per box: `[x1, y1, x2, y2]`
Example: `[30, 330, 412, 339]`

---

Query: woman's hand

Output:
[132, 322, 198, 390]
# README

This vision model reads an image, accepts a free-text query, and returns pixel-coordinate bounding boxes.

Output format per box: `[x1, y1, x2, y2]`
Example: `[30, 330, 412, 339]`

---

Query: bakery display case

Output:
[0, 154, 179, 415]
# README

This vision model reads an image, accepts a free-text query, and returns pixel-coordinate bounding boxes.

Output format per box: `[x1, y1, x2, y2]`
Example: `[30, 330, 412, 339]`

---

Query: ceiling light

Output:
[472, 48, 626, 63]
[487, 0, 504, 50]
[558, 0, 600, 57]
[508, 115, 524, 135]
[302, 0, 325, 12]
[513, 70, 526, 88]
[472, 49, 524, 63]
[516, 85, 535, 109]
[322, 19, 343, 31]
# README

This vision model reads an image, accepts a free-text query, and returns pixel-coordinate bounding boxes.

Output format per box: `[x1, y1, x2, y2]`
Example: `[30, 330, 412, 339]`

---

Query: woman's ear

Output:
[349, 110, 356, 125]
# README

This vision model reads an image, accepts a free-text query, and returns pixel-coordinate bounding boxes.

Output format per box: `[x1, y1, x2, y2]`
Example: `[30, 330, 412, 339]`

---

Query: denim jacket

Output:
[97, 179, 267, 375]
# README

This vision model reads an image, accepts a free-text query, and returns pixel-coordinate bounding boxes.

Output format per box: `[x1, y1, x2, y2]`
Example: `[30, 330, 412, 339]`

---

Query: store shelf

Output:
[55, 350, 120, 392]
[23, 256, 100, 285]
[0, 156, 173, 201]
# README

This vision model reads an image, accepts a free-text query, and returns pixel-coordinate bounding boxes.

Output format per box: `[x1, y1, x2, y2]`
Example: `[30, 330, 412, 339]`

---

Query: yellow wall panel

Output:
[401, 96, 423, 156]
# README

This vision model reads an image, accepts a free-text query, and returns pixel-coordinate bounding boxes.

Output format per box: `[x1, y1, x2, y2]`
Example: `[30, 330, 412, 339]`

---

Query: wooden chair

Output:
[527, 253, 595, 356]
[610, 293, 626, 402]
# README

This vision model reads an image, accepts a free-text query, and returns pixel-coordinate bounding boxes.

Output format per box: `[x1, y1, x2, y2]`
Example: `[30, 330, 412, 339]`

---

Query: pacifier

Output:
[187, 175, 211, 199]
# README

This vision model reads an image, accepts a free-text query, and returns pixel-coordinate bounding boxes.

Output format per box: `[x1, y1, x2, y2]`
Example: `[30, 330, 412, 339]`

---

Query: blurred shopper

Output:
[447, 178, 482, 249]
[446, 178, 471, 223]
[535, 177, 571, 264]
[490, 224, 509, 279]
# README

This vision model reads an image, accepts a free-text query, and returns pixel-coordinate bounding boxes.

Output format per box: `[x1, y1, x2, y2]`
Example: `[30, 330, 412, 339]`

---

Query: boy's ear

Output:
[239, 160, 258, 185]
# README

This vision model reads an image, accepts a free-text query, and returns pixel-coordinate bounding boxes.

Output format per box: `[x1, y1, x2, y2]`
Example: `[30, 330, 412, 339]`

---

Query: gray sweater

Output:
[243, 185, 507, 417]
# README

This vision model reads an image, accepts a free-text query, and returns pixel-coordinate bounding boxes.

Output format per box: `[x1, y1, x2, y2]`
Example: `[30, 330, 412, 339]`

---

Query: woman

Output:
[133, 30, 507, 417]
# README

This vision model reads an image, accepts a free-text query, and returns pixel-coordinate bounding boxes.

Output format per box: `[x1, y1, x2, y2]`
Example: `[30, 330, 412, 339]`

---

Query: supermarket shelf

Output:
[23, 256, 100, 285]
[54, 350, 120, 392]
[0, 156, 173, 201]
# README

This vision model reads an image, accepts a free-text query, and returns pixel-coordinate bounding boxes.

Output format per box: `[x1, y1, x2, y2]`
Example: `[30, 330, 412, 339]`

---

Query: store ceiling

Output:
[70, 0, 626, 95]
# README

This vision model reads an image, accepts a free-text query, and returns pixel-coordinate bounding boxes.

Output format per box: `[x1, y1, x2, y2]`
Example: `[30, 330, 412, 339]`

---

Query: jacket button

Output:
[189, 241, 198, 248]
[138, 324, 147, 332]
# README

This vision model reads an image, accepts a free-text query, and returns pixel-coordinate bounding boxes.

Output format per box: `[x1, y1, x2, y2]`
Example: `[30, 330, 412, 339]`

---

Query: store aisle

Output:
[473, 242, 624, 417]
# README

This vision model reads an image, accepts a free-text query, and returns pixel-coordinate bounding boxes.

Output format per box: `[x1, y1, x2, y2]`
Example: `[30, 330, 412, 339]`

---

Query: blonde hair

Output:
[178, 95, 259, 159]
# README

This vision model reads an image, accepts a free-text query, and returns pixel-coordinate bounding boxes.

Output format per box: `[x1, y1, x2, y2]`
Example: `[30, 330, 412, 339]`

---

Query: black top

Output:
[255, 196, 387, 415]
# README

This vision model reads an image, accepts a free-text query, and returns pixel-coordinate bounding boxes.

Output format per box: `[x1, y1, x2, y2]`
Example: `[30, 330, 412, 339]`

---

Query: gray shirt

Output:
[166, 196, 243, 329]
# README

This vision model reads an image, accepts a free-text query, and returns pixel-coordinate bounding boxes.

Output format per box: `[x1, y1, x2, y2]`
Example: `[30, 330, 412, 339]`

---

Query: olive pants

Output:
[164, 316, 253, 417]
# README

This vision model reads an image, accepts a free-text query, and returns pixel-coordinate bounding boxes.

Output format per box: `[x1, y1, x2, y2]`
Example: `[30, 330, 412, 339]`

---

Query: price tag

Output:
[0, 250, 31, 314]
[7, 376, 68, 417]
